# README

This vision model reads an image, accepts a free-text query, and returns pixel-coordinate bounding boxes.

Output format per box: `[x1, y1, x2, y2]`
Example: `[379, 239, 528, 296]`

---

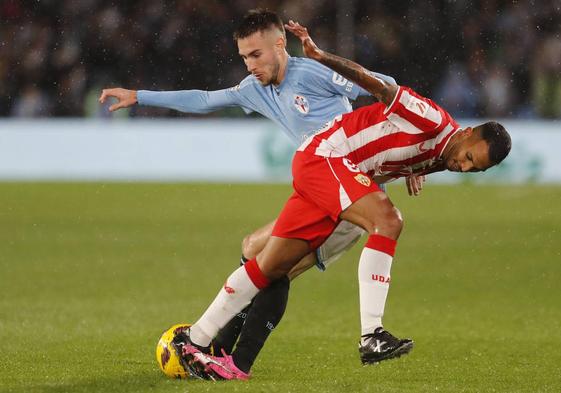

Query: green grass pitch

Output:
[0, 182, 560, 392]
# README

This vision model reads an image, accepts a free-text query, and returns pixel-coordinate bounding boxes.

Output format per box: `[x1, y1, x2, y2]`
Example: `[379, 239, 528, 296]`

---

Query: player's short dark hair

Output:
[233, 9, 285, 41]
[478, 121, 512, 165]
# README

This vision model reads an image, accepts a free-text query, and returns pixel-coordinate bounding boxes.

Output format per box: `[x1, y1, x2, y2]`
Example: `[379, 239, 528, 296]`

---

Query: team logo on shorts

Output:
[354, 174, 371, 187]
[294, 95, 309, 114]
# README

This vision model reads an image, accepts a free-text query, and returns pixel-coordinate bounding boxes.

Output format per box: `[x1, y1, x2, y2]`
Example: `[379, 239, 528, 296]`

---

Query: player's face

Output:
[445, 128, 493, 173]
[238, 29, 284, 85]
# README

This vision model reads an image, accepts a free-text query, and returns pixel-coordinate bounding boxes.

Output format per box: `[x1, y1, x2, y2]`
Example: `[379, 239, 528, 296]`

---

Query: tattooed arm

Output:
[285, 20, 398, 106]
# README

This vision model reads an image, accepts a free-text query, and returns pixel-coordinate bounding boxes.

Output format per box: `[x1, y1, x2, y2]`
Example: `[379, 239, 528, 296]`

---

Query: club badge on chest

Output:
[294, 94, 310, 115]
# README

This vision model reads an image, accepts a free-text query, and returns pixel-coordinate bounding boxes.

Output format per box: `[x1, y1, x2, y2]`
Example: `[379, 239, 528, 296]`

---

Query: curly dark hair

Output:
[478, 121, 512, 165]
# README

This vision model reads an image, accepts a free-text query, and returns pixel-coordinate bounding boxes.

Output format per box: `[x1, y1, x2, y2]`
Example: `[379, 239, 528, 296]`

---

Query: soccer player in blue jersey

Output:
[99, 9, 420, 375]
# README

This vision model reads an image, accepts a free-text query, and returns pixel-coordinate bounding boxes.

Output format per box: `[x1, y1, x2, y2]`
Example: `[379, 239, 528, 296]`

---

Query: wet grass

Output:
[1, 183, 560, 392]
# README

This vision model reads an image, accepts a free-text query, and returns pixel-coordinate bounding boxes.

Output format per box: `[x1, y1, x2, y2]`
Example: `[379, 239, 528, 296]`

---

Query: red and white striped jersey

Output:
[297, 86, 460, 179]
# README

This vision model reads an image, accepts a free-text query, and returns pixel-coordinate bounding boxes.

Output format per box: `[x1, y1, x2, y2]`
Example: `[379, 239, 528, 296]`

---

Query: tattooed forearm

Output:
[317, 51, 396, 105]
[320, 52, 365, 85]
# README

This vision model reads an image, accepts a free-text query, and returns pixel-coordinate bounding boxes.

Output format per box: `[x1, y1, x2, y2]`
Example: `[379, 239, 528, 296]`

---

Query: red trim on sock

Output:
[244, 259, 270, 289]
[365, 234, 397, 257]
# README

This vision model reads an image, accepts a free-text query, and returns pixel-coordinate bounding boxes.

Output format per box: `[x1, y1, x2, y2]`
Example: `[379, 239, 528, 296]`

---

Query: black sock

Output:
[232, 275, 290, 373]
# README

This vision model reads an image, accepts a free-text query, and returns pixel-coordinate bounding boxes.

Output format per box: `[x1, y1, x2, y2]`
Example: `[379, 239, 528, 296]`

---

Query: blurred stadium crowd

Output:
[1, 0, 560, 119]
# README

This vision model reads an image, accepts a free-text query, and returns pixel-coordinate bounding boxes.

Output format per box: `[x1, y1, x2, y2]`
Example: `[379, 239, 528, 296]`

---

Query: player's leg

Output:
[224, 251, 318, 372]
[303, 153, 411, 364]
[211, 220, 276, 355]
[224, 223, 360, 374]
[214, 217, 353, 361]
[183, 236, 311, 379]
[212, 218, 309, 359]
[227, 273, 290, 373]
[226, 234, 336, 372]
[339, 192, 413, 363]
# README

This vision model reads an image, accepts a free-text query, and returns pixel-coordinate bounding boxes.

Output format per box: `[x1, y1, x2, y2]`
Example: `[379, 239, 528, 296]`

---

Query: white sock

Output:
[358, 235, 396, 338]
[190, 260, 268, 347]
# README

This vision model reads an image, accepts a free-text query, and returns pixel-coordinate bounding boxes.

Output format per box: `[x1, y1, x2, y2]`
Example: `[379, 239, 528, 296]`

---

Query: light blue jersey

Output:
[137, 57, 396, 145]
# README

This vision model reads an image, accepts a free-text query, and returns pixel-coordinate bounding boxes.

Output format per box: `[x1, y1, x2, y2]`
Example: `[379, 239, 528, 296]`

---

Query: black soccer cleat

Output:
[359, 327, 414, 365]
[171, 329, 215, 380]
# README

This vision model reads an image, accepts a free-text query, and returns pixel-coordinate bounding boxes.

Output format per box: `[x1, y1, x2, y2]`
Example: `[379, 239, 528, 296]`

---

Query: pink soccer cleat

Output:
[205, 349, 251, 381]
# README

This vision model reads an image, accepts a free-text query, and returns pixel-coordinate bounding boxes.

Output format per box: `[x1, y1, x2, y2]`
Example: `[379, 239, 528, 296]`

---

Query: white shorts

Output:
[315, 220, 365, 271]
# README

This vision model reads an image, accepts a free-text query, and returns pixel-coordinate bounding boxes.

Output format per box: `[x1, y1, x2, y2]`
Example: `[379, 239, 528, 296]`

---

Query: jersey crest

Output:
[354, 174, 371, 186]
[294, 95, 310, 115]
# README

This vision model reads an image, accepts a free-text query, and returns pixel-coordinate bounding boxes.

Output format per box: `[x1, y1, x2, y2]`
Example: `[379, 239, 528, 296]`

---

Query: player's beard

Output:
[266, 61, 280, 86]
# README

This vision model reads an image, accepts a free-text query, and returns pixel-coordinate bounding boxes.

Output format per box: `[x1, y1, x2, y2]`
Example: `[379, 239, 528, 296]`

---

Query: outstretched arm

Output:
[285, 21, 398, 106]
[99, 87, 251, 114]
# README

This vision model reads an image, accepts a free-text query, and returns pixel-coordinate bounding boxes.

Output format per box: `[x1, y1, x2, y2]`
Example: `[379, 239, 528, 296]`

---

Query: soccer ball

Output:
[156, 323, 191, 379]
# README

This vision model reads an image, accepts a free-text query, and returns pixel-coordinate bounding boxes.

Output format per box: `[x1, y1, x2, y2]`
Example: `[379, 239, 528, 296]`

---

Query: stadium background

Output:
[1, 1, 560, 392]
[2, 0, 561, 118]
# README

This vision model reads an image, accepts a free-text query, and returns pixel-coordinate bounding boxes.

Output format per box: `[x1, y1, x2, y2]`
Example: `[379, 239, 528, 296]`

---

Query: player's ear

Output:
[275, 35, 286, 51]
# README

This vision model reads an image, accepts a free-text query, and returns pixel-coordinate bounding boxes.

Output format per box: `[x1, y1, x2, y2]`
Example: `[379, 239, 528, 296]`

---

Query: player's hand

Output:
[98, 88, 138, 112]
[406, 175, 426, 196]
[285, 20, 323, 61]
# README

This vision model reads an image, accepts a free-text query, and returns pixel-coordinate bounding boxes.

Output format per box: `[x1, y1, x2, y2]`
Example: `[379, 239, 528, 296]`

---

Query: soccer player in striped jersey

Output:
[172, 21, 511, 380]
[99, 10, 417, 375]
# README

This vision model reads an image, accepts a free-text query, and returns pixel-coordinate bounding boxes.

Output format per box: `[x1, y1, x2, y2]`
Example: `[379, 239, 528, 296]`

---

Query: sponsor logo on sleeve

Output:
[332, 72, 348, 86]
[333, 72, 354, 92]
[405, 95, 429, 116]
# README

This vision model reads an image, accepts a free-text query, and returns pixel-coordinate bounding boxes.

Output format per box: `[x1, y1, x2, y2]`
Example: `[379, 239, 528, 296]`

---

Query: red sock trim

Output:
[244, 259, 270, 289]
[365, 234, 397, 257]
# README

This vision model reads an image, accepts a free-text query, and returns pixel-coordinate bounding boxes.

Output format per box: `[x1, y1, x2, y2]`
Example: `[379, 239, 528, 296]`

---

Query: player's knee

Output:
[241, 233, 257, 259]
[377, 207, 404, 239]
